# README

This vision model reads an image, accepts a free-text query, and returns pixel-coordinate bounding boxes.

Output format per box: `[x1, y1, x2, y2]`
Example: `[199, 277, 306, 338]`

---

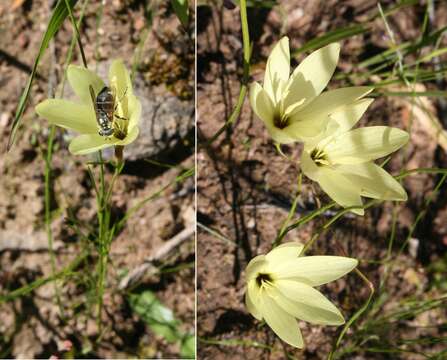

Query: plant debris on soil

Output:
[197, 1, 447, 359]
[0, 0, 195, 358]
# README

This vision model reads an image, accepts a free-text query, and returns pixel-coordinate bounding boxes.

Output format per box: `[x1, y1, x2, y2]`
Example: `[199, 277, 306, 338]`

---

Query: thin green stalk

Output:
[94, 0, 104, 67]
[274, 202, 336, 246]
[198, 337, 272, 350]
[116, 167, 194, 230]
[0, 252, 87, 303]
[104, 162, 124, 205]
[202, 0, 251, 147]
[397, 173, 447, 257]
[329, 268, 375, 359]
[95, 154, 125, 332]
[64, 0, 88, 68]
[240, 0, 250, 83]
[96, 150, 107, 331]
[273, 173, 302, 247]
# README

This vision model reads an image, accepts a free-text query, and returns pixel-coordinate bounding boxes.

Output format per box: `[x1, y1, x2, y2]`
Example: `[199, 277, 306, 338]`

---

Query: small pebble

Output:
[0, 112, 9, 128]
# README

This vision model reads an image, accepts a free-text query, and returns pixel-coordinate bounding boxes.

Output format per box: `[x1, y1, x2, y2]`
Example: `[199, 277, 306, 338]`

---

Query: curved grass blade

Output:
[293, 24, 368, 55]
[7, 0, 79, 151]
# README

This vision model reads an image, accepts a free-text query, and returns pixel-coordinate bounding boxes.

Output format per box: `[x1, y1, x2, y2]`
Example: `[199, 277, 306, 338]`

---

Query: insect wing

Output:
[89, 85, 98, 112]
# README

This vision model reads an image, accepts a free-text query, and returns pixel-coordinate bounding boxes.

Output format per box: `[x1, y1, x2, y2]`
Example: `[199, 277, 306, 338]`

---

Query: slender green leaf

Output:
[8, 0, 78, 151]
[418, 47, 447, 63]
[379, 90, 447, 98]
[359, 25, 447, 69]
[171, 0, 189, 28]
[293, 24, 368, 55]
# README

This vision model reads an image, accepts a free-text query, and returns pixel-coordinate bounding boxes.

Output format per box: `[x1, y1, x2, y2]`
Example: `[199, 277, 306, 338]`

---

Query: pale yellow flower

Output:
[36, 60, 141, 155]
[245, 242, 357, 348]
[249, 36, 372, 143]
[301, 98, 408, 215]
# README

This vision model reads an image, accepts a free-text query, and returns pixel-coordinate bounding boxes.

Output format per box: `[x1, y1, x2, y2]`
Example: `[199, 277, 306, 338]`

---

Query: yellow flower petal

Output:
[69, 126, 139, 155]
[275, 256, 358, 286]
[110, 59, 132, 97]
[272, 280, 345, 325]
[301, 151, 364, 214]
[67, 65, 105, 105]
[245, 255, 268, 281]
[249, 82, 275, 128]
[282, 72, 316, 112]
[288, 43, 340, 101]
[300, 148, 321, 182]
[264, 37, 290, 103]
[317, 167, 364, 215]
[128, 95, 142, 130]
[69, 134, 116, 155]
[325, 126, 409, 164]
[35, 99, 97, 133]
[283, 115, 327, 140]
[245, 280, 263, 320]
[338, 162, 407, 201]
[267, 125, 298, 144]
[329, 98, 374, 134]
[298, 86, 373, 120]
[259, 295, 304, 348]
[266, 242, 304, 265]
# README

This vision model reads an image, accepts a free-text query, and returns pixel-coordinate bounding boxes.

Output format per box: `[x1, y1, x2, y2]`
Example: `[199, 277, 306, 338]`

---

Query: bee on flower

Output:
[36, 59, 141, 156]
[245, 242, 358, 348]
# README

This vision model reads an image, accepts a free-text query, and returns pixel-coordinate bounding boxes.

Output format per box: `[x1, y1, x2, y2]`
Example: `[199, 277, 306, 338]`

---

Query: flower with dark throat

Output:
[301, 98, 408, 215]
[249, 36, 372, 144]
[245, 242, 358, 348]
[36, 59, 141, 156]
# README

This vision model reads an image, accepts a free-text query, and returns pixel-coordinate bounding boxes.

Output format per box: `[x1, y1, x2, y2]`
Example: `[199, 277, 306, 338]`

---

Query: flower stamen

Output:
[273, 112, 290, 129]
[310, 148, 330, 166]
[256, 273, 273, 288]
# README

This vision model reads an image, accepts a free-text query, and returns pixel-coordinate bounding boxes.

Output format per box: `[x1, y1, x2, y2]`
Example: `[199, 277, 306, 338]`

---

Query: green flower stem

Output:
[116, 167, 194, 231]
[273, 173, 302, 248]
[96, 150, 107, 331]
[202, 0, 251, 148]
[95, 152, 124, 332]
[329, 267, 375, 359]
[0, 252, 87, 304]
[272, 167, 447, 252]
[63, 0, 88, 68]
[240, 0, 250, 84]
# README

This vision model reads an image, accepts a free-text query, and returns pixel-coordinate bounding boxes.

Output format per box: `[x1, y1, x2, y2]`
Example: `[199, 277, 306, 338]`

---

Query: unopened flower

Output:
[301, 98, 408, 215]
[249, 36, 372, 143]
[245, 242, 357, 348]
[36, 60, 141, 155]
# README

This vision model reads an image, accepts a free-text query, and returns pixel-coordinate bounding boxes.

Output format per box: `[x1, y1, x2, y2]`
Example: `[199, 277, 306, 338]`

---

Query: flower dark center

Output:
[310, 148, 329, 166]
[256, 273, 273, 287]
[273, 113, 290, 129]
[112, 113, 128, 140]
[113, 126, 127, 140]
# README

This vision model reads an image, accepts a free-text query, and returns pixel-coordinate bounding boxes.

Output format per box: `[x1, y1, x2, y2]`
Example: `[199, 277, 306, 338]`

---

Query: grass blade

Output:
[171, 0, 189, 28]
[293, 24, 368, 55]
[7, 0, 79, 151]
